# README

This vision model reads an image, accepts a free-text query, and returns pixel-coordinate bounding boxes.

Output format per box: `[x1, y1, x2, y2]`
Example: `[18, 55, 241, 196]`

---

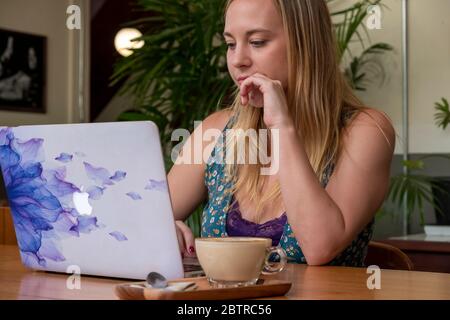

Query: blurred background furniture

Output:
[379, 235, 450, 273]
[0, 207, 16, 245]
[365, 241, 414, 271]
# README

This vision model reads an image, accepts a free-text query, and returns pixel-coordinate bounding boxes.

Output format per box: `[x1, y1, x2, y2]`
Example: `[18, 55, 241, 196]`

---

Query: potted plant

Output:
[380, 97, 450, 232]
[430, 98, 450, 227]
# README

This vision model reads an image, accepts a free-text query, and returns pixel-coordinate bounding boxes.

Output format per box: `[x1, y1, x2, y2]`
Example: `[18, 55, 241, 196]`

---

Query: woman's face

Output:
[223, 0, 288, 90]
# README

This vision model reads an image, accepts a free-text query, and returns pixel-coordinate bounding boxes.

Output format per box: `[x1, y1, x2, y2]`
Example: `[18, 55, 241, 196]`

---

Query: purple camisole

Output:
[226, 196, 287, 246]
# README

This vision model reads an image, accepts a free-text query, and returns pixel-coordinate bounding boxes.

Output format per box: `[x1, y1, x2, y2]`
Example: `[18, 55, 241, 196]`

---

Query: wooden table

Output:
[1, 245, 449, 300]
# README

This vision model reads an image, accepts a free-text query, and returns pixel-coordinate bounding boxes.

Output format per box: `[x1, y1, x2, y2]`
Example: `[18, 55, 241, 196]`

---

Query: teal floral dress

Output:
[201, 112, 374, 266]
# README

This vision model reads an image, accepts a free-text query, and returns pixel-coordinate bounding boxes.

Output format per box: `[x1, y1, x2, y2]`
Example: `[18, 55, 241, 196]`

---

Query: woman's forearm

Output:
[272, 123, 346, 265]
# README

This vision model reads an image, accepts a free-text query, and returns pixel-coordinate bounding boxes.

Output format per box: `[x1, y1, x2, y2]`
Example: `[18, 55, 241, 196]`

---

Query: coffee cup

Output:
[195, 237, 287, 288]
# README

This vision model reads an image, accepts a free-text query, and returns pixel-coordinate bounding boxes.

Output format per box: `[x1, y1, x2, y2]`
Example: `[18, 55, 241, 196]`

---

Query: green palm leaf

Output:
[434, 98, 450, 130]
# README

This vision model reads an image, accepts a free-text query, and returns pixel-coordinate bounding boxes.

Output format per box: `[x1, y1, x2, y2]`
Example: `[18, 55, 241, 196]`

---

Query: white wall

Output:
[408, 0, 450, 154]
[337, 0, 450, 155]
[0, 0, 90, 126]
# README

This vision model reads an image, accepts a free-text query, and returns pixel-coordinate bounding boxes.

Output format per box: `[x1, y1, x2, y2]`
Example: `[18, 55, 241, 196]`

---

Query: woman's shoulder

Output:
[201, 107, 234, 132]
[198, 108, 234, 165]
[345, 107, 396, 152]
[353, 107, 394, 125]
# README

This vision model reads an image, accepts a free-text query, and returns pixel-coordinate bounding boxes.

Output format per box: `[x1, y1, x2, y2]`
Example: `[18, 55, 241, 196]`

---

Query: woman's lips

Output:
[237, 76, 248, 84]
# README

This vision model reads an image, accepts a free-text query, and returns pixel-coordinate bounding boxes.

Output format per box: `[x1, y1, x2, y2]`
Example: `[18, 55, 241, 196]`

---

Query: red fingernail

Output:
[189, 246, 195, 253]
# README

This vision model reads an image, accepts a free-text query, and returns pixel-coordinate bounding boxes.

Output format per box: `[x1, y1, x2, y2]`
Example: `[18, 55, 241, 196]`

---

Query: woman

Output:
[168, 0, 395, 266]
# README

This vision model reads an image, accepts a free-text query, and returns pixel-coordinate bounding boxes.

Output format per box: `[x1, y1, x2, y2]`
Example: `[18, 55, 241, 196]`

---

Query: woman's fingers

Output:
[175, 220, 196, 257]
[240, 73, 268, 96]
[240, 76, 266, 108]
[238, 73, 290, 128]
[175, 222, 186, 257]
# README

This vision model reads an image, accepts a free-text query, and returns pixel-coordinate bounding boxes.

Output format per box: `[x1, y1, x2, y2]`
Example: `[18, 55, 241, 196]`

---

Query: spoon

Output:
[146, 272, 168, 289]
[145, 271, 197, 291]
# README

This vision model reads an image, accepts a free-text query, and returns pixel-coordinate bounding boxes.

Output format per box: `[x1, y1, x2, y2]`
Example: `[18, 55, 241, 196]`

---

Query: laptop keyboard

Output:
[182, 257, 205, 277]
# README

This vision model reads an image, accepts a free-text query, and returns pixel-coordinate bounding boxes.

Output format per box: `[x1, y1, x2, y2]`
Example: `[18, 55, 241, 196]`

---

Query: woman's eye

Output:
[225, 41, 267, 49]
[250, 41, 266, 47]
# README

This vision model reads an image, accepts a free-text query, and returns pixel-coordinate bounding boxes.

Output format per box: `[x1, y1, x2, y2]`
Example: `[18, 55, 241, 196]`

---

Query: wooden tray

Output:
[115, 277, 292, 300]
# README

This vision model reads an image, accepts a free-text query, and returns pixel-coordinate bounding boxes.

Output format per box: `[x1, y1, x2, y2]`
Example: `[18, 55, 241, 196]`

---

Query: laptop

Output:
[0, 121, 201, 280]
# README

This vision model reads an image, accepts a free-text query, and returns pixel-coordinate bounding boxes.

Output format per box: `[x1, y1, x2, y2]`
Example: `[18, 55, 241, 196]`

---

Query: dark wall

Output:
[90, 0, 147, 121]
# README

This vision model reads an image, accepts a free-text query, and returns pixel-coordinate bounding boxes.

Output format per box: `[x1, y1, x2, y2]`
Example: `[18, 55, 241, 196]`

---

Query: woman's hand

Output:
[175, 220, 196, 258]
[239, 73, 292, 129]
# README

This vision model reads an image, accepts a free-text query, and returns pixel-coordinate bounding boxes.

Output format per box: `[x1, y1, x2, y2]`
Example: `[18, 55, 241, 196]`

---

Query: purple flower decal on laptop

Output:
[110, 171, 126, 182]
[86, 186, 105, 200]
[84, 162, 115, 186]
[70, 216, 99, 235]
[0, 130, 60, 263]
[145, 179, 168, 192]
[0, 128, 105, 268]
[126, 192, 142, 200]
[42, 167, 80, 201]
[109, 231, 128, 241]
[84, 163, 127, 187]
[55, 153, 73, 163]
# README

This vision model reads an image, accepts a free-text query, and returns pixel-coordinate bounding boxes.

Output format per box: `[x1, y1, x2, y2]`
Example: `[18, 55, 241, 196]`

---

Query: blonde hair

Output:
[223, 0, 370, 219]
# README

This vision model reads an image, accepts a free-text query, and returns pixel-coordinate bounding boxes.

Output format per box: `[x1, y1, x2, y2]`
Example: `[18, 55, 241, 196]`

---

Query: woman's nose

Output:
[230, 45, 251, 68]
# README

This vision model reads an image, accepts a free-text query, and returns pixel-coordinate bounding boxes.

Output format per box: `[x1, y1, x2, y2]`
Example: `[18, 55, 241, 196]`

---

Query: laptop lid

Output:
[0, 121, 184, 280]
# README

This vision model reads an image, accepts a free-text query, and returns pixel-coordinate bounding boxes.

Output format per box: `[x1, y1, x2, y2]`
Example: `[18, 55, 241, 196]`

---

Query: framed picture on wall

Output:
[0, 28, 46, 113]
